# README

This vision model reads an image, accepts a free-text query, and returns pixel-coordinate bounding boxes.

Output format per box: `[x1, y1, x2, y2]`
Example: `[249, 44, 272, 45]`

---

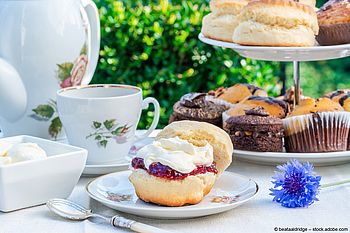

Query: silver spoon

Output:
[47, 198, 173, 233]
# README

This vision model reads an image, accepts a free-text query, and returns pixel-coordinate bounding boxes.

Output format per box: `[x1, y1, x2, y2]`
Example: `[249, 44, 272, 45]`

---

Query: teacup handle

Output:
[135, 97, 160, 141]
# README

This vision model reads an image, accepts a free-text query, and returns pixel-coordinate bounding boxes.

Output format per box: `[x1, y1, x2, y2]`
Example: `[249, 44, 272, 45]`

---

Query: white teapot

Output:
[0, 0, 100, 139]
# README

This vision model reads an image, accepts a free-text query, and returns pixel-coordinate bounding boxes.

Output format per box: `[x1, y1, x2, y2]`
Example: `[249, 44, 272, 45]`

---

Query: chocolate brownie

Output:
[169, 93, 227, 127]
[225, 107, 284, 152]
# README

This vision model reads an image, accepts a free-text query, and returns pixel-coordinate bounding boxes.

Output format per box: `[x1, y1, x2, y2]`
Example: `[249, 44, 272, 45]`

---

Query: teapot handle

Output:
[0, 58, 27, 122]
[80, 0, 100, 85]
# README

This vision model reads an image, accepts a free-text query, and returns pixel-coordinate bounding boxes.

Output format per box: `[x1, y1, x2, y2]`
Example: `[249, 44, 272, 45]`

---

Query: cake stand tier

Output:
[199, 33, 350, 62]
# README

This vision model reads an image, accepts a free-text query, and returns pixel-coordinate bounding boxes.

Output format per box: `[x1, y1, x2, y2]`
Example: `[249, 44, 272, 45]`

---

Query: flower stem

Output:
[321, 179, 350, 189]
[86, 131, 112, 139]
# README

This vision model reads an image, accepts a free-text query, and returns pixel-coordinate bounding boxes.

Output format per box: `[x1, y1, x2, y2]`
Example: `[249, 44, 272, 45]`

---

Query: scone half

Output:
[129, 170, 216, 207]
[232, 0, 319, 46]
[201, 0, 248, 42]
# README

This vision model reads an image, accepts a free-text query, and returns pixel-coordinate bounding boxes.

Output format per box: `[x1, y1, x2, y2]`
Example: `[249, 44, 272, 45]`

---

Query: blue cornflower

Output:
[270, 159, 321, 208]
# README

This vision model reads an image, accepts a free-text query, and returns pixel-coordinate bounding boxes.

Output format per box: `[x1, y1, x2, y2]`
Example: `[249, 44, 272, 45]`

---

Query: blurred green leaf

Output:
[80, 43, 87, 55]
[93, 121, 102, 129]
[103, 119, 116, 130]
[99, 140, 108, 148]
[32, 104, 55, 119]
[49, 117, 62, 139]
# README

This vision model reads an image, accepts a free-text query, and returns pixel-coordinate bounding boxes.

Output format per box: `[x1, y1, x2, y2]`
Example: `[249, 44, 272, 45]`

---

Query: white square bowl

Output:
[0, 135, 87, 212]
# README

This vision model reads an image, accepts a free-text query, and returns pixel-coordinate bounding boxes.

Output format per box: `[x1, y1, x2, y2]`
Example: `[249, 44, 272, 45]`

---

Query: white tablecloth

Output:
[1, 158, 350, 233]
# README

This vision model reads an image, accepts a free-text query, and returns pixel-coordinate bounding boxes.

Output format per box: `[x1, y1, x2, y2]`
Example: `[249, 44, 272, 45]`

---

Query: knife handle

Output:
[131, 222, 173, 233]
[111, 216, 173, 233]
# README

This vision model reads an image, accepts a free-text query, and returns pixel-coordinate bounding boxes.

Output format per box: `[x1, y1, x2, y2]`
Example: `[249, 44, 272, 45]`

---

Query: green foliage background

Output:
[92, 0, 350, 128]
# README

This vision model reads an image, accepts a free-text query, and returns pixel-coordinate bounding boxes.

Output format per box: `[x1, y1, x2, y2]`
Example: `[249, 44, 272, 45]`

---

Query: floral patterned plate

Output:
[86, 171, 258, 219]
[233, 149, 350, 166]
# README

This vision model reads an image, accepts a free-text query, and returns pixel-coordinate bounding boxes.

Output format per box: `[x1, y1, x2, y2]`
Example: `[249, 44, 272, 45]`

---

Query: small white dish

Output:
[0, 135, 87, 212]
[234, 149, 350, 166]
[199, 33, 350, 62]
[86, 171, 258, 219]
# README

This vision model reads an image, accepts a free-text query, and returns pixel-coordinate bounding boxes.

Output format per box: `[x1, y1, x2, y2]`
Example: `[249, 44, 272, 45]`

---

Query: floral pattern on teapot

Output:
[31, 100, 62, 139]
[58, 44, 88, 88]
[30, 43, 88, 139]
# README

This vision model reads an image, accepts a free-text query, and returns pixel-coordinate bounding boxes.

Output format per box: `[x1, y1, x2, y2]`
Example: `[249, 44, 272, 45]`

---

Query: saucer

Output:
[82, 135, 155, 176]
[86, 170, 259, 219]
[83, 163, 129, 176]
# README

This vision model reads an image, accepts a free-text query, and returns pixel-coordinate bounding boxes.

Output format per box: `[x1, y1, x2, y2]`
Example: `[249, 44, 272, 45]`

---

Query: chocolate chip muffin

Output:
[283, 98, 350, 153]
[325, 89, 350, 101]
[339, 94, 350, 112]
[224, 96, 289, 120]
[337, 94, 350, 150]
[207, 83, 268, 108]
[316, 0, 350, 45]
[224, 107, 284, 152]
[276, 86, 310, 111]
[325, 89, 350, 111]
[169, 93, 227, 127]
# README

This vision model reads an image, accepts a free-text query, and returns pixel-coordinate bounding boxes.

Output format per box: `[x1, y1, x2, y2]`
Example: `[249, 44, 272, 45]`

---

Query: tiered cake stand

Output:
[199, 33, 350, 166]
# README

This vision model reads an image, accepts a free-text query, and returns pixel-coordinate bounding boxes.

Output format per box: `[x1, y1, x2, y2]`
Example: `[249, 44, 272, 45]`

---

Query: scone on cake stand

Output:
[200, 0, 350, 106]
[198, 0, 350, 165]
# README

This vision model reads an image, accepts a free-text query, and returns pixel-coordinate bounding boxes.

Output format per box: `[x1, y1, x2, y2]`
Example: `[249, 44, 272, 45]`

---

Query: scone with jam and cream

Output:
[129, 121, 233, 207]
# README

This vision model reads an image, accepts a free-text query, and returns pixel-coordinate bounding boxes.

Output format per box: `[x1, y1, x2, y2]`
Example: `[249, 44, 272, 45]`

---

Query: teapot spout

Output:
[0, 58, 27, 122]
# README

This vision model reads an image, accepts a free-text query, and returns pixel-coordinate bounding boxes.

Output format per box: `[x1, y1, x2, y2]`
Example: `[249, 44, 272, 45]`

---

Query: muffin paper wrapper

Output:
[316, 23, 350, 46]
[282, 112, 350, 153]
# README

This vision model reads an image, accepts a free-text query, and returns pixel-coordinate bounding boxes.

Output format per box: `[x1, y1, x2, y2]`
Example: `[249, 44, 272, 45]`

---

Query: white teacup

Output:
[56, 84, 160, 165]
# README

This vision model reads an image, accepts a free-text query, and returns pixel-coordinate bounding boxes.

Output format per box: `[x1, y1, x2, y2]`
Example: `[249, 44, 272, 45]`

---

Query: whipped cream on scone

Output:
[136, 137, 214, 174]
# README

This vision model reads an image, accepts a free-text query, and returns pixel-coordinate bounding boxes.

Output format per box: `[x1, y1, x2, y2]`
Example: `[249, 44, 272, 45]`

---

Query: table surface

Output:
[1, 157, 350, 233]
